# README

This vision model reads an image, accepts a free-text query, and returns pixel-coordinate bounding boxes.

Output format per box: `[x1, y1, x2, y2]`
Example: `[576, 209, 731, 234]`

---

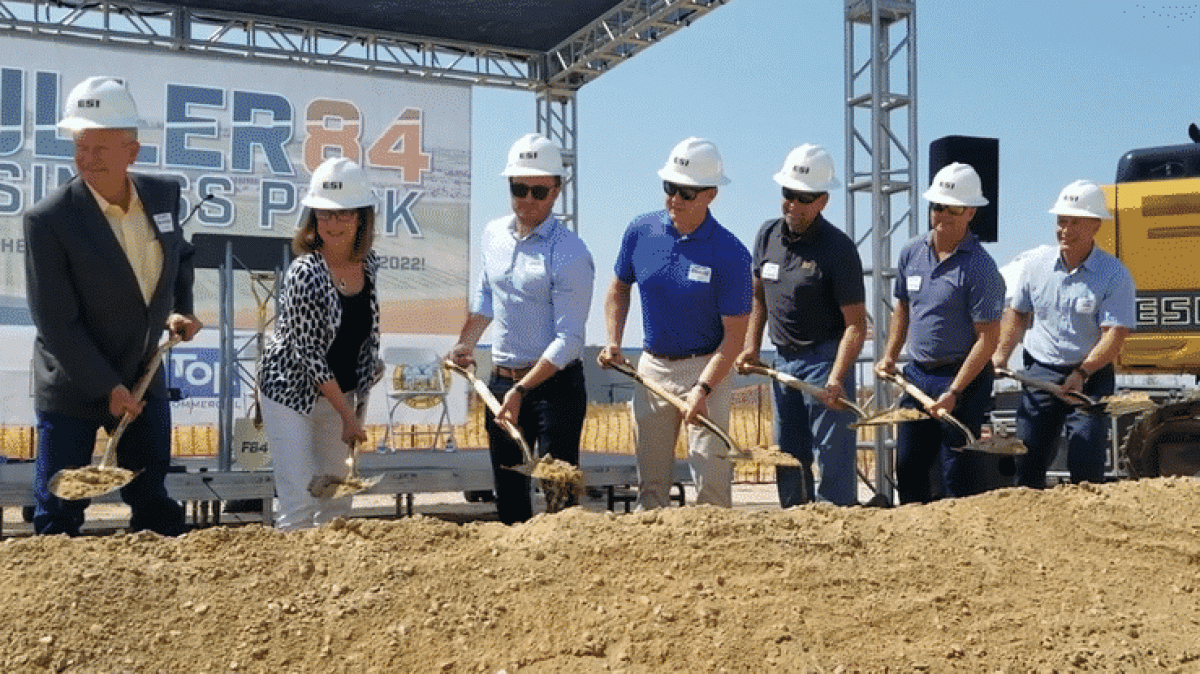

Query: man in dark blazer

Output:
[23, 76, 202, 536]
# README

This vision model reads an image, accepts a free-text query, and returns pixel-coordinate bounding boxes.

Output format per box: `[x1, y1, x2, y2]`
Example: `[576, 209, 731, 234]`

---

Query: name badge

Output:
[688, 264, 712, 283]
[906, 275, 922, 292]
[152, 213, 174, 234]
[1076, 297, 1097, 314]
[525, 255, 545, 274]
[762, 262, 780, 281]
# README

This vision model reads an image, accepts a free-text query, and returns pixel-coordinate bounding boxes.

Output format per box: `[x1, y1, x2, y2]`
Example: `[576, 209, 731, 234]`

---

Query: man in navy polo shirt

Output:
[992, 180, 1135, 487]
[598, 137, 752, 509]
[736, 144, 866, 507]
[875, 162, 1005, 504]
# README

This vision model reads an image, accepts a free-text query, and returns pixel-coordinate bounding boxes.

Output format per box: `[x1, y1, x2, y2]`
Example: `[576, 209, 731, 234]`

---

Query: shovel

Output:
[737, 362, 870, 418]
[442, 361, 583, 509]
[606, 360, 798, 466]
[49, 333, 183, 500]
[995, 367, 1156, 417]
[880, 370, 1027, 456]
[738, 361, 928, 427]
[307, 439, 382, 498]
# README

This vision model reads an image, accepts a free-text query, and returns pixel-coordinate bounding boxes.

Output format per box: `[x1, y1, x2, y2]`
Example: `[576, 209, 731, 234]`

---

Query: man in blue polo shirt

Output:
[875, 162, 1005, 504]
[736, 144, 866, 507]
[449, 133, 595, 524]
[992, 180, 1135, 487]
[598, 137, 752, 509]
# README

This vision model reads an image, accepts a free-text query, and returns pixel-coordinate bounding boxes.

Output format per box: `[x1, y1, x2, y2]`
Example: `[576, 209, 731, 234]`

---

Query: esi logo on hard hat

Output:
[57, 76, 143, 132]
[923, 162, 988, 207]
[774, 144, 840, 192]
[301, 157, 376, 210]
[657, 137, 730, 187]
[1049, 180, 1111, 219]
[502, 134, 563, 177]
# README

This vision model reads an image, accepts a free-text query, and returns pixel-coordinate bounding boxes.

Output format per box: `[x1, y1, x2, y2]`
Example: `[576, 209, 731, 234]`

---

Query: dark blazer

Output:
[24, 174, 196, 421]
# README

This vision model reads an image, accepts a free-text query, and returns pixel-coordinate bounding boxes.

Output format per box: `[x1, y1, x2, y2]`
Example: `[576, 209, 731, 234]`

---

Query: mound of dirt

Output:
[3, 478, 1200, 673]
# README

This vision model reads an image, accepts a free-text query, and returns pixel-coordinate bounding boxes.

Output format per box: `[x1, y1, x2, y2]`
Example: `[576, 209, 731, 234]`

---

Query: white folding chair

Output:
[379, 347, 455, 451]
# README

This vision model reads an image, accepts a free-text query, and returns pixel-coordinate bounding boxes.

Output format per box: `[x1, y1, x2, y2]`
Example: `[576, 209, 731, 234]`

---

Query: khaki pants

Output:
[632, 353, 733, 509]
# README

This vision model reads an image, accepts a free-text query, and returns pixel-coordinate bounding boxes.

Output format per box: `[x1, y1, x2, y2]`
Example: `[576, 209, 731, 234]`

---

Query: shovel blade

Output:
[963, 436, 1028, 456]
[308, 474, 383, 498]
[49, 466, 138, 500]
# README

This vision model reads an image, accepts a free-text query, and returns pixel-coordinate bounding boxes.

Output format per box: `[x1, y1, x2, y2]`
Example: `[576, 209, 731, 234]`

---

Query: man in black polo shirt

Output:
[736, 144, 867, 506]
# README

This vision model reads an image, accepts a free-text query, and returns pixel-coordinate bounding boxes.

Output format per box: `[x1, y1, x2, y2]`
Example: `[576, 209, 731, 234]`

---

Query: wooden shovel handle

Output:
[98, 333, 184, 469]
[739, 363, 868, 419]
[609, 360, 746, 460]
[442, 361, 535, 465]
[880, 370, 977, 444]
[995, 367, 1097, 408]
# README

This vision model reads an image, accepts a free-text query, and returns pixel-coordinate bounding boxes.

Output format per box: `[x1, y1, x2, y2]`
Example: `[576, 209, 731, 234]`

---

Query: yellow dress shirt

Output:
[87, 181, 163, 305]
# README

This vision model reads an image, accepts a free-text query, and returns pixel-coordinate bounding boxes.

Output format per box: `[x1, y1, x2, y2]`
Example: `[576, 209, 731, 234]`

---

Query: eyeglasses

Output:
[781, 187, 823, 204]
[314, 209, 357, 222]
[509, 182, 553, 200]
[931, 203, 969, 216]
[663, 181, 712, 201]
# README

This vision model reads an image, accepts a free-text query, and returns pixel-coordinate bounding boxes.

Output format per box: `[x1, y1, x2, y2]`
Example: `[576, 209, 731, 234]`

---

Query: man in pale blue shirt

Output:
[449, 133, 595, 524]
[993, 180, 1136, 487]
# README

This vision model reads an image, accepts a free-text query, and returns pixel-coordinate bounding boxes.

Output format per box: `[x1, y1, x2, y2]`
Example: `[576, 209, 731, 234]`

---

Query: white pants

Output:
[261, 393, 359, 531]
[632, 354, 733, 509]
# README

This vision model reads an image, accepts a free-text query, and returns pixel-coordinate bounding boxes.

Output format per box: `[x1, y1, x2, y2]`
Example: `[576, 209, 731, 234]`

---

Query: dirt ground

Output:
[2, 478, 1200, 673]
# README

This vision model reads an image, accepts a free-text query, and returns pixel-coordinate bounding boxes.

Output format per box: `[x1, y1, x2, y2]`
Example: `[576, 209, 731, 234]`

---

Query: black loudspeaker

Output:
[929, 135, 999, 243]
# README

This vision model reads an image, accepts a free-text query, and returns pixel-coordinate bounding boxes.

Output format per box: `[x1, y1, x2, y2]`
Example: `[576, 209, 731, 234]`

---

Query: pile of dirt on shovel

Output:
[2, 477, 1200, 673]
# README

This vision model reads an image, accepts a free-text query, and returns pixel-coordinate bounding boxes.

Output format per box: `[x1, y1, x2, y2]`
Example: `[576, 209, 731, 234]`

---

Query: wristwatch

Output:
[695, 381, 713, 396]
[514, 383, 529, 397]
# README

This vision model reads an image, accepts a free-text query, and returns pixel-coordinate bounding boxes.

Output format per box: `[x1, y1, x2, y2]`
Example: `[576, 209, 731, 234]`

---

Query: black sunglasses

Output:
[510, 182, 553, 200]
[931, 203, 969, 216]
[663, 181, 711, 201]
[781, 187, 824, 204]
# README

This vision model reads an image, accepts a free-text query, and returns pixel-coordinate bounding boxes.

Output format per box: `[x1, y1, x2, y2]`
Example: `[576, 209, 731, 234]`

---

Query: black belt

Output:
[645, 350, 713, 362]
[495, 359, 581, 380]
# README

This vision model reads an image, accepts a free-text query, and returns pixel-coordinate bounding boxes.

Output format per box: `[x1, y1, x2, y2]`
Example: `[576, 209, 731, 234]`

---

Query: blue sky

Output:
[468, 0, 1199, 348]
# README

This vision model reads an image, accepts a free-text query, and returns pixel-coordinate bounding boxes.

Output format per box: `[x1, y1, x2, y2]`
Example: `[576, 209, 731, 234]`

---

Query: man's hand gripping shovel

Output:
[49, 334, 183, 500]
[995, 368, 1156, 417]
[879, 370, 1026, 455]
[607, 360, 800, 466]
[442, 361, 583, 511]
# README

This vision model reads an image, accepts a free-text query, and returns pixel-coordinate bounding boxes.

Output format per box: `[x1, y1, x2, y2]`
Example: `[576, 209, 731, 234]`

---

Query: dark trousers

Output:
[1015, 357, 1115, 488]
[895, 361, 993, 504]
[34, 398, 185, 536]
[486, 361, 587, 525]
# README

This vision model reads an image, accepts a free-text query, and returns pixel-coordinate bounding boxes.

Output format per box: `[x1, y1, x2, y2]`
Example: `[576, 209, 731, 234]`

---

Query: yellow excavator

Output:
[1099, 124, 1200, 478]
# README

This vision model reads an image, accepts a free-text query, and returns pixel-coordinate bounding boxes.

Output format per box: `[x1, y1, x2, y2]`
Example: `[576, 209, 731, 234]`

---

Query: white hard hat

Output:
[57, 76, 141, 132]
[773, 144, 840, 192]
[923, 162, 989, 207]
[657, 137, 730, 187]
[301, 157, 376, 210]
[1048, 179, 1111, 219]
[501, 133, 563, 177]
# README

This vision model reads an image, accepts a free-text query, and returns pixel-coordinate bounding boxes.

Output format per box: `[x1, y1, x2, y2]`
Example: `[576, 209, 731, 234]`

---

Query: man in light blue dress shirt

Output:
[449, 134, 595, 523]
[992, 180, 1136, 487]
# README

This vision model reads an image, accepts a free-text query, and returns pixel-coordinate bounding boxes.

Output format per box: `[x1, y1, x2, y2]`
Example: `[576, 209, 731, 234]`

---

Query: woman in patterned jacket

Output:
[259, 157, 384, 530]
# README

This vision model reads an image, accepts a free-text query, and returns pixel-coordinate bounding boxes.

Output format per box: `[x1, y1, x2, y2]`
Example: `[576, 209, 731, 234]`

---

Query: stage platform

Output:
[0, 449, 693, 536]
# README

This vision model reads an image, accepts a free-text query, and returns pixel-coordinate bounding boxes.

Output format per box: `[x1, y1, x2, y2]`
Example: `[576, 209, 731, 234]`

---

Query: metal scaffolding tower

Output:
[845, 0, 919, 504]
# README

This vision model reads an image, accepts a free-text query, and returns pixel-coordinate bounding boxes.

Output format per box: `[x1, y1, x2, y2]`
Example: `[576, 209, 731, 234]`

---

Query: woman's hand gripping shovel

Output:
[880, 370, 1027, 456]
[49, 333, 183, 500]
[607, 360, 800, 466]
[995, 367, 1156, 417]
[442, 361, 583, 512]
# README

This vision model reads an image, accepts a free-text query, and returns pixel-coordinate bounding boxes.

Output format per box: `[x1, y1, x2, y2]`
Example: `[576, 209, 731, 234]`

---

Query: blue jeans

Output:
[895, 361, 993, 504]
[772, 342, 859, 507]
[34, 399, 184, 536]
[1015, 359, 1114, 487]
[486, 361, 587, 524]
